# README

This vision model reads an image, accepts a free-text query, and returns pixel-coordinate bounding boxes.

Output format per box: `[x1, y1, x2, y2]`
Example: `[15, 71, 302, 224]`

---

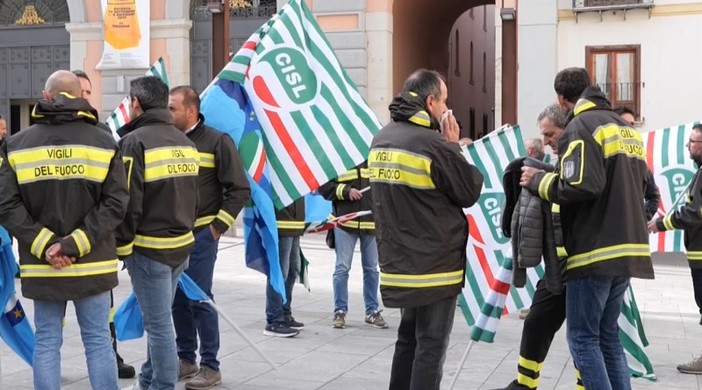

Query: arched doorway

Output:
[392, 0, 496, 140]
[0, 0, 70, 134]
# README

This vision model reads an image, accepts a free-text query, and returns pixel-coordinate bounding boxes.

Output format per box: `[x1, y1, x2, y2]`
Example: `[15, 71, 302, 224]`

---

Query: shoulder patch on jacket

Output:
[560, 140, 584, 185]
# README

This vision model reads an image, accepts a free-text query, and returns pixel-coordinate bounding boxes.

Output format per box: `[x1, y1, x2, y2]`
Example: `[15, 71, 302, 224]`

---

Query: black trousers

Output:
[691, 268, 702, 315]
[506, 279, 569, 390]
[389, 295, 457, 390]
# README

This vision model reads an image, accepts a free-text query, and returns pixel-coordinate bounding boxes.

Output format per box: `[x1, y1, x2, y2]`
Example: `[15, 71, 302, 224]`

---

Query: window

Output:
[482, 52, 487, 92]
[469, 42, 474, 85]
[454, 31, 460, 76]
[586, 45, 641, 118]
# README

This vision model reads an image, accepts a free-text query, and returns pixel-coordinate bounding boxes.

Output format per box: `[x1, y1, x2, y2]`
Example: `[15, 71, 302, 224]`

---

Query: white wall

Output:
[517, 0, 559, 140]
[558, 9, 702, 131]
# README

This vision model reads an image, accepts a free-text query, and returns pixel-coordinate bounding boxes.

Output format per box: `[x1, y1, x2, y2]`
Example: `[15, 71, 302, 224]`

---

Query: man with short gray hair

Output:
[525, 138, 545, 161]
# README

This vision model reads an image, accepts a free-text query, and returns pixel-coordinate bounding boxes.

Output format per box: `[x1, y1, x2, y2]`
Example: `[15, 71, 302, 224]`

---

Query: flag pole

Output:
[203, 301, 278, 370]
[447, 340, 475, 390]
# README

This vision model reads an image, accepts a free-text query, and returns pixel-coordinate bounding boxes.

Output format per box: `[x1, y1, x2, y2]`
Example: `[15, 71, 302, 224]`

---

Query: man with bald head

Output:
[0, 70, 128, 389]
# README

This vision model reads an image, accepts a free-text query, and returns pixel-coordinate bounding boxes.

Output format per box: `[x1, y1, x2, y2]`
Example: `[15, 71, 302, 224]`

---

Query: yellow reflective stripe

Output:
[557, 246, 568, 257]
[380, 269, 463, 288]
[31, 228, 53, 259]
[198, 152, 215, 168]
[567, 243, 650, 270]
[109, 306, 116, 323]
[144, 146, 200, 182]
[337, 170, 358, 182]
[360, 168, 371, 179]
[8, 145, 115, 184]
[339, 220, 375, 230]
[576, 369, 581, 380]
[278, 221, 305, 229]
[408, 110, 431, 128]
[573, 99, 596, 116]
[195, 215, 216, 227]
[687, 251, 702, 261]
[123, 156, 134, 190]
[216, 209, 235, 227]
[662, 214, 675, 231]
[134, 232, 194, 250]
[20, 259, 118, 278]
[516, 373, 539, 389]
[70, 229, 91, 258]
[518, 356, 543, 373]
[593, 124, 645, 160]
[551, 203, 560, 213]
[117, 242, 133, 257]
[0, 157, 4, 168]
[336, 184, 346, 200]
[369, 148, 435, 190]
[538, 172, 557, 201]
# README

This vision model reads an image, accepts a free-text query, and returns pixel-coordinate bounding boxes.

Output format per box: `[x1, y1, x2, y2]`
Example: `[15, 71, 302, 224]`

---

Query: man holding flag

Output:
[648, 123, 702, 374]
[369, 69, 483, 390]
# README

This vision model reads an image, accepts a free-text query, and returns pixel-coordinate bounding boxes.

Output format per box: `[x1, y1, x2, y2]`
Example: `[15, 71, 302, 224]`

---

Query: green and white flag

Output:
[215, 0, 381, 208]
[643, 122, 699, 252]
[105, 57, 169, 138]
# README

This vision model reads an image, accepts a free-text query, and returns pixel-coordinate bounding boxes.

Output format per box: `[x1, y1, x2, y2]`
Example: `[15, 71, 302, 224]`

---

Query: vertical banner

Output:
[97, 0, 150, 69]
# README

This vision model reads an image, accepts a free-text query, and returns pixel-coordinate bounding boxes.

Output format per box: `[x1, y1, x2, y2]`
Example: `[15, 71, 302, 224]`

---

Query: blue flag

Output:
[0, 226, 35, 366]
[113, 292, 144, 342]
[177, 273, 210, 302]
[304, 193, 332, 223]
[200, 79, 286, 302]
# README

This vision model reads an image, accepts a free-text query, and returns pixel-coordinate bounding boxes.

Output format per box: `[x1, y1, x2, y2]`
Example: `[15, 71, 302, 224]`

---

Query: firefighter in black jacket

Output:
[319, 161, 388, 330]
[72, 68, 135, 379]
[116, 76, 200, 390]
[263, 197, 306, 338]
[521, 68, 654, 389]
[370, 69, 483, 390]
[0, 70, 128, 388]
[167, 86, 250, 387]
[650, 123, 702, 374]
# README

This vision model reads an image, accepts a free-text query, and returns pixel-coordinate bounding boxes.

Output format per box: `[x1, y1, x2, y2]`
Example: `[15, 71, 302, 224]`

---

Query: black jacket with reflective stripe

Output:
[656, 166, 702, 267]
[369, 111, 483, 308]
[318, 162, 375, 232]
[115, 109, 200, 267]
[528, 87, 653, 280]
[276, 197, 305, 236]
[188, 115, 250, 234]
[0, 95, 129, 301]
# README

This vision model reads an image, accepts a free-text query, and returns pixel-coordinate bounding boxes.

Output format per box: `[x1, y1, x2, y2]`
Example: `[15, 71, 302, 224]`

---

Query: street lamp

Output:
[500, 8, 516, 21]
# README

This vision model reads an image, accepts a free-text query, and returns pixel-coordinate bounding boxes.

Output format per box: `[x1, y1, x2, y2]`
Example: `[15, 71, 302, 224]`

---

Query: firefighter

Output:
[0, 70, 128, 389]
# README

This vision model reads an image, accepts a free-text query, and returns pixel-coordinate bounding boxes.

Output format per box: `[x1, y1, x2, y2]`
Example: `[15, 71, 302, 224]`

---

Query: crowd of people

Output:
[0, 63, 700, 390]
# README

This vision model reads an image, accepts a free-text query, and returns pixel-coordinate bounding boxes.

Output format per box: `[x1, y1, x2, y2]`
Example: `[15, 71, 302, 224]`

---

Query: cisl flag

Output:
[643, 122, 699, 252]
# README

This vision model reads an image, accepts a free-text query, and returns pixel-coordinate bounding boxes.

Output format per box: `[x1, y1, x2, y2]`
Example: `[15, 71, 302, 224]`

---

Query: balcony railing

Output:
[574, 0, 653, 8]
[572, 0, 654, 21]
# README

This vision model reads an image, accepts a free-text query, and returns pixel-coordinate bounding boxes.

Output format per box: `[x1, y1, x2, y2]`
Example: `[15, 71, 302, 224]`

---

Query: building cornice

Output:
[558, 2, 702, 21]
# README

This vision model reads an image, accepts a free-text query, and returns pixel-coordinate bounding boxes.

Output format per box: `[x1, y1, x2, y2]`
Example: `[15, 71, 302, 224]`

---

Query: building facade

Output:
[517, 0, 702, 139]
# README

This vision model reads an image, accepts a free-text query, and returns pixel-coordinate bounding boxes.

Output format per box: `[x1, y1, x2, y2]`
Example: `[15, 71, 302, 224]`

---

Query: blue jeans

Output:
[566, 276, 630, 390]
[332, 228, 379, 315]
[126, 252, 186, 390]
[172, 228, 220, 370]
[265, 235, 301, 324]
[33, 291, 118, 390]
[389, 294, 457, 390]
